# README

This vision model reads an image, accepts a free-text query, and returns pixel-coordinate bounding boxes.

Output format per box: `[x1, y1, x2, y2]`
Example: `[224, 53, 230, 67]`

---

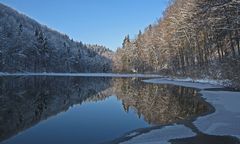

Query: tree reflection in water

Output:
[1, 77, 236, 144]
[0, 76, 111, 142]
[108, 78, 240, 144]
[113, 78, 211, 125]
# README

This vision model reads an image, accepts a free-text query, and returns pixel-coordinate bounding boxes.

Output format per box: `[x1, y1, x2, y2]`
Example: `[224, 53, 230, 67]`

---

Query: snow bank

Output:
[143, 78, 229, 89]
[174, 77, 231, 87]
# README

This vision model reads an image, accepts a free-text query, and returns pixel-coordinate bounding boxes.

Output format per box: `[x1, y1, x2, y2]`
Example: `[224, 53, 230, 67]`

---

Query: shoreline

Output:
[107, 78, 240, 144]
[0, 72, 164, 78]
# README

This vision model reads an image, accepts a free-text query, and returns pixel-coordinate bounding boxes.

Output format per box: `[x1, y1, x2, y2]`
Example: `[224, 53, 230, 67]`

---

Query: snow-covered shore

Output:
[143, 77, 231, 89]
[0, 72, 232, 87]
[1, 72, 234, 90]
[0, 72, 163, 78]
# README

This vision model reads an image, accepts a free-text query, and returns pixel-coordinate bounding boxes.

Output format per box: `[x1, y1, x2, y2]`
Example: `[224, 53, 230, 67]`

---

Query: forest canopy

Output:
[113, 0, 240, 88]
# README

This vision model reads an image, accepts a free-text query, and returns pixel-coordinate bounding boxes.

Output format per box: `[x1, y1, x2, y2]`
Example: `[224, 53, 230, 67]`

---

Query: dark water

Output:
[0, 76, 232, 144]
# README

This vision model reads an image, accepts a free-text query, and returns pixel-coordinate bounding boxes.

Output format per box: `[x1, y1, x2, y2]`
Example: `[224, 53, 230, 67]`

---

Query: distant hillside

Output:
[0, 3, 113, 73]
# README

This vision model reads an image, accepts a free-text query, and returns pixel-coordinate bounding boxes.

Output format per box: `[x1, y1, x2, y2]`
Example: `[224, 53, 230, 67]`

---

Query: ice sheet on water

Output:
[194, 90, 240, 138]
[121, 124, 195, 144]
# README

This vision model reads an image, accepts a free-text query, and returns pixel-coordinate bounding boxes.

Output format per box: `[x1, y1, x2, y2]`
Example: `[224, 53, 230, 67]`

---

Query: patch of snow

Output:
[121, 124, 195, 144]
[126, 132, 140, 137]
[143, 78, 222, 89]
[178, 78, 231, 87]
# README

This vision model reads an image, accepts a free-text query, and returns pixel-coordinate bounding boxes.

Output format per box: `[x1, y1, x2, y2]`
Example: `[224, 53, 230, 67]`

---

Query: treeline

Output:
[0, 3, 113, 73]
[114, 0, 240, 87]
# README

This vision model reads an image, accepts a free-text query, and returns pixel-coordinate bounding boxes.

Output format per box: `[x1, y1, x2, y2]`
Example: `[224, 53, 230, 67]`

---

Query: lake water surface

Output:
[0, 76, 239, 144]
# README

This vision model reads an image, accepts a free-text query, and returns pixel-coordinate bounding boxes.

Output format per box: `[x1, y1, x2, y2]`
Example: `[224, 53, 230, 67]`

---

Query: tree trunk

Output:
[217, 43, 222, 61]
[236, 30, 240, 55]
[229, 31, 236, 58]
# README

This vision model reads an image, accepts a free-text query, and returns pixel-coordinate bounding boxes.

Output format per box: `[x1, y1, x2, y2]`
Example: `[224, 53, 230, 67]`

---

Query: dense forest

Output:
[0, 3, 113, 73]
[114, 0, 240, 88]
[1, 1, 240, 87]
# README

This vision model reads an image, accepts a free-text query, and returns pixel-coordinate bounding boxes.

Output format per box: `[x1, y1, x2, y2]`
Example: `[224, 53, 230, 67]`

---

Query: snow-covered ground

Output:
[111, 78, 240, 144]
[143, 78, 230, 89]
[0, 72, 163, 78]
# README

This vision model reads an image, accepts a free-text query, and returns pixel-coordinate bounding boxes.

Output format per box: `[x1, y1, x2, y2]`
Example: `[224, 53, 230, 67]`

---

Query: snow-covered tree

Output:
[0, 3, 113, 73]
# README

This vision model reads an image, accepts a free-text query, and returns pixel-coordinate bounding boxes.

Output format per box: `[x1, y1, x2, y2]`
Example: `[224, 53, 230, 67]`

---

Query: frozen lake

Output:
[0, 75, 239, 144]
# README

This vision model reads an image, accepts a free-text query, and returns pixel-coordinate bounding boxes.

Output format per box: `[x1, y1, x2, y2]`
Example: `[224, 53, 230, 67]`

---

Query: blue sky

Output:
[0, 0, 169, 51]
